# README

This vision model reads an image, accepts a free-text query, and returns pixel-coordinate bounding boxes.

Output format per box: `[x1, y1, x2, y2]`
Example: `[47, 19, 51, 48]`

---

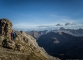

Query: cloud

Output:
[65, 22, 75, 26]
[12, 15, 83, 31]
[37, 25, 50, 28]
[56, 23, 63, 26]
[64, 24, 83, 29]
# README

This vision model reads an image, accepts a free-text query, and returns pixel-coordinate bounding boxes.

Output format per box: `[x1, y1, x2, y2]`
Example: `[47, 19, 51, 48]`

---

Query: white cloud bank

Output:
[65, 22, 75, 26]
[12, 22, 83, 31]
[56, 23, 63, 26]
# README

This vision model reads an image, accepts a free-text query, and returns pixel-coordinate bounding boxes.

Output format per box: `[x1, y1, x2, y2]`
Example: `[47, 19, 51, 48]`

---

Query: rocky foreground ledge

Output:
[0, 18, 60, 60]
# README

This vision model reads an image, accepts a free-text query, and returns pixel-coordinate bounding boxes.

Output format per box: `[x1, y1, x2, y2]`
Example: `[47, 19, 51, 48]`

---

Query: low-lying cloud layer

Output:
[37, 25, 50, 28]
[13, 20, 83, 31]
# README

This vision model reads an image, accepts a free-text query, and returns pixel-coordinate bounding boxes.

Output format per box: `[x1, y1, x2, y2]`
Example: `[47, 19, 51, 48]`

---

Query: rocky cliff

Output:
[0, 18, 60, 60]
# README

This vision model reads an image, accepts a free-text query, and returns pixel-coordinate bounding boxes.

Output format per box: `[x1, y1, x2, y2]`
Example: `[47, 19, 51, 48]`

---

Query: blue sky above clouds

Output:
[0, 0, 83, 30]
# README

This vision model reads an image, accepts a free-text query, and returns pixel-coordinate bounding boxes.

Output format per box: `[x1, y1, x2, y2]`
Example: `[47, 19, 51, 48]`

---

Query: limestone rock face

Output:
[0, 18, 12, 40]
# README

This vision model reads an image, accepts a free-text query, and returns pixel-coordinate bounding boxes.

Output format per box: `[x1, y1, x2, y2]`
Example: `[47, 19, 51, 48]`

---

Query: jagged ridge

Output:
[0, 18, 60, 60]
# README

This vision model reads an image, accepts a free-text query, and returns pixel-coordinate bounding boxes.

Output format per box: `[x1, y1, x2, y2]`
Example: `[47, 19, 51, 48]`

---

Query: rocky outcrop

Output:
[0, 18, 12, 40]
[0, 18, 59, 60]
[2, 39, 15, 49]
[16, 44, 24, 51]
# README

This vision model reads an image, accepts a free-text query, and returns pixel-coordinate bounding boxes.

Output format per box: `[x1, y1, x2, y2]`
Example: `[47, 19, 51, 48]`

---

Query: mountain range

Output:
[26, 28, 83, 59]
[37, 32, 83, 59]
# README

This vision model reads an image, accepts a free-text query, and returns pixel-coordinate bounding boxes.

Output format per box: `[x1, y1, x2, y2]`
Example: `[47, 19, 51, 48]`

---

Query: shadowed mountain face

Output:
[0, 18, 60, 60]
[26, 30, 49, 40]
[37, 32, 83, 59]
[26, 31, 41, 40]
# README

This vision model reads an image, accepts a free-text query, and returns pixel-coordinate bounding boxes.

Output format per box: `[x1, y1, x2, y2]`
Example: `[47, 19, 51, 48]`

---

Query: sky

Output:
[0, 0, 83, 31]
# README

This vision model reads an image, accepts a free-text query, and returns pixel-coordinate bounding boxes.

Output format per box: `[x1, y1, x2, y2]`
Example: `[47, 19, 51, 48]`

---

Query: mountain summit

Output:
[0, 18, 60, 60]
